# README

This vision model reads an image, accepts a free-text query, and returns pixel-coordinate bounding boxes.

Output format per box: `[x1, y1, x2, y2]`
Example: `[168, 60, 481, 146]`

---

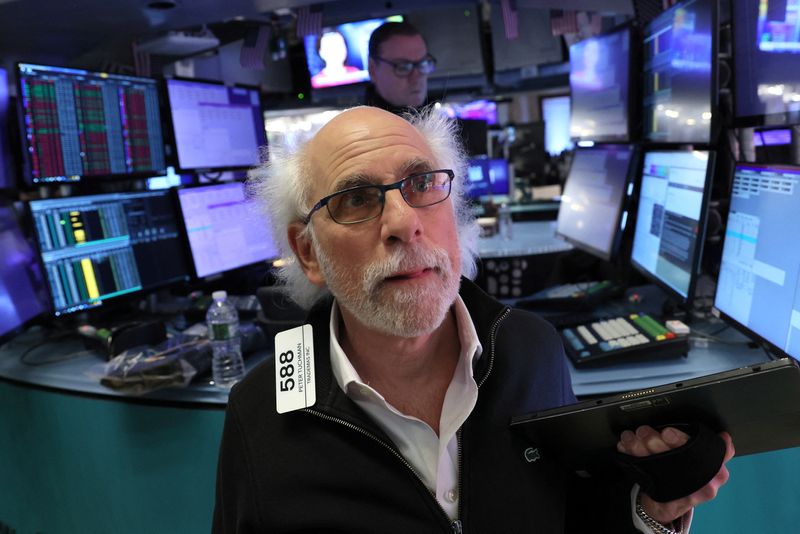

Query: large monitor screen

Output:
[0, 203, 49, 339]
[166, 79, 266, 172]
[466, 158, 511, 201]
[569, 26, 632, 142]
[16, 63, 166, 184]
[29, 191, 190, 316]
[541, 95, 574, 156]
[631, 150, 713, 301]
[733, 0, 800, 126]
[177, 182, 278, 278]
[0, 67, 15, 190]
[715, 163, 800, 359]
[642, 0, 716, 143]
[556, 145, 635, 260]
[305, 16, 401, 90]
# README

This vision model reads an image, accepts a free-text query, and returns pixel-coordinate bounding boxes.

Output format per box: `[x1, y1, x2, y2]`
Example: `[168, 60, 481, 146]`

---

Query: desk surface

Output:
[477, 220, 573, 258]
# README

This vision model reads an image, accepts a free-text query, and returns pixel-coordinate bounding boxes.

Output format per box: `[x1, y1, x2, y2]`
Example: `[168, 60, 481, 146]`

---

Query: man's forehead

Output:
[380, 34, 427, 58]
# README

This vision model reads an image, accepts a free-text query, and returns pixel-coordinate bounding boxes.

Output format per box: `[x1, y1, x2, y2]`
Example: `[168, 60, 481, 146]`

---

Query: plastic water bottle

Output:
[498, 203, 513, 240]
[206, 290, 245, 389]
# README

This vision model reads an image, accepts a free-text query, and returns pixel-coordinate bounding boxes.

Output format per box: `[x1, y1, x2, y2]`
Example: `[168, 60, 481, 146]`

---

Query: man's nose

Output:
[380, 189, 422, 243]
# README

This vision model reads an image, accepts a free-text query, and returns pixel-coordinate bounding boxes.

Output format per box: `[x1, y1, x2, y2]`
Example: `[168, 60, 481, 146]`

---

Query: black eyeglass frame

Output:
[302, 169, 455, 225]
[371, 54, 437, 77]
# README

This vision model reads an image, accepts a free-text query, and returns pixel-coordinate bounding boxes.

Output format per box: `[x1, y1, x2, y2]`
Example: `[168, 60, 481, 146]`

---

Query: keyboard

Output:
[558, 313, 689, 367]
[515, 280, 622, 311]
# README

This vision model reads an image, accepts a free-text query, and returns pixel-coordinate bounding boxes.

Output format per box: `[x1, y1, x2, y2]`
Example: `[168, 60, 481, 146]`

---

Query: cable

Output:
[18, 331, 84, 366]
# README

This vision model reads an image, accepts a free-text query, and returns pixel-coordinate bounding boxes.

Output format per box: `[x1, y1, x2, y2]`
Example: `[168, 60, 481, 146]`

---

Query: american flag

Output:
[500, 0, 519, 40]
[296, 4, 323, 38]
[550, 9, 579, 36]
[240, 25, 270, 69]
[132, 42, 151, 77]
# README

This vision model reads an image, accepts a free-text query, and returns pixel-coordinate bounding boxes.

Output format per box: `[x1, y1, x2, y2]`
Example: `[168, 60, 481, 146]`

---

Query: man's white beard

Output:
[314, 240, 460, 338]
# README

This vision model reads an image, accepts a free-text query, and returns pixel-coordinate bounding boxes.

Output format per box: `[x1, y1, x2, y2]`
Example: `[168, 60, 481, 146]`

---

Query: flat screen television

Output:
[733, 0, 800, 126]
[165, 78, 267, 172]
[569, 25, 634, 143]
[28, 190, 190, 316]
[556, 144, 637, 261]
[176, 182, 278, 279]
[540, 95, 574, 156]
[466, 158, 511, 202]
[440, 100, 498, 125]
[305, 16, 402, 90]
[714, 163, 800, 359]
[16, 63, 166, 184]
[0, 202, 50, 340]
[642, 0, 717, 144]
[630, 149, 715, 302]
[0, 67, 15, 191]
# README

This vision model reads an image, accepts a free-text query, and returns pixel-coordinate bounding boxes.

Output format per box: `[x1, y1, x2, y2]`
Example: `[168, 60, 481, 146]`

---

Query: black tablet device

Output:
[510, 358, 800, 467]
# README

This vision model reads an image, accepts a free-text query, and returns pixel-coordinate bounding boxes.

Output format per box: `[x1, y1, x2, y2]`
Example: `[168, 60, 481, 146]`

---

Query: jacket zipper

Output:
[305, 306, 511, 534]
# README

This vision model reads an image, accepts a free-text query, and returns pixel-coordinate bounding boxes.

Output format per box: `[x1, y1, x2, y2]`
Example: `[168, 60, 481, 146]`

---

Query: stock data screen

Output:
[17, 63, 166, 184]
[556, 145, 634, 260]
[715, 164, 800, 359]
[166, 79, 266, 171]
[177, 182, 277, 278]
[631, 151, 711, 300]
[29, 191, 189, 315]
[642, 0, 715, 143]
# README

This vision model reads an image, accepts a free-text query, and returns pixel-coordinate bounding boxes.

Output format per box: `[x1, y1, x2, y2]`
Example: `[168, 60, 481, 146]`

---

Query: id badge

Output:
[274, 324, 316, 413]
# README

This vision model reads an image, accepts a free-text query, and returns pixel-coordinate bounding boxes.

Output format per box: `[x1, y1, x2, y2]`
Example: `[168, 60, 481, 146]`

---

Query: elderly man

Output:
[213, 107, 733, 533]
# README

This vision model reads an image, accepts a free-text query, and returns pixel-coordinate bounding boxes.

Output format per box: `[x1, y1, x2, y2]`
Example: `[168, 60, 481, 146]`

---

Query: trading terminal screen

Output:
[0, 203, 50, 337]
[165, 79, 267, 171]
[631, 150, 712, 300]
[17, 63, 166, 184]
[29, 191, 189, 316]
[556, 145, 634, 260]
[715, 164, 800, 359]
[466, 158, 510, 201]
[177, 182, 278, 278]
[642, 0, 715, 143]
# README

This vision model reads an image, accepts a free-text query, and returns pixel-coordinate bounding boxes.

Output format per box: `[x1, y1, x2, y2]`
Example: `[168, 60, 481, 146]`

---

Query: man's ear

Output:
[287, 222, 325, 287]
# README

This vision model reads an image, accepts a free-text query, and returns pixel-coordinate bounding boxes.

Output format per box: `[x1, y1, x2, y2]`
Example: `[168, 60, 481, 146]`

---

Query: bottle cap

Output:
[212, 290, 227, 301]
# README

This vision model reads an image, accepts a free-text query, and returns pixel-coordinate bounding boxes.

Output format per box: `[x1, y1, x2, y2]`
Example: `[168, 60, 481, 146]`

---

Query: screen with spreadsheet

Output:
[556, 145, 635, 260]
[28, 191, 189, 316]
[631, 150, 713, 301]
[0, 202, 49, 338]
[16, 63, 166, 184]
[165, 79, 267, 171]
[715, 163, 800, 359]
[176, 182, 277, 278]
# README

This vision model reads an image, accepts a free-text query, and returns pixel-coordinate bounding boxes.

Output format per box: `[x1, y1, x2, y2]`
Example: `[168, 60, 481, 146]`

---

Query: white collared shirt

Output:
[329, 296, 482, 520]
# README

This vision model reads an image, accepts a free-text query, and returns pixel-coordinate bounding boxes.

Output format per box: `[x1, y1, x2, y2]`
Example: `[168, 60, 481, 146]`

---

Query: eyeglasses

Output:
[372, 54, 437, 77]
[303, 169, 455, 225]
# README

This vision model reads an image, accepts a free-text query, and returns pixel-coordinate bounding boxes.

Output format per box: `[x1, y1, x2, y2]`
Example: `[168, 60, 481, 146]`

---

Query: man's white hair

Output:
[246, 106, 480, 309]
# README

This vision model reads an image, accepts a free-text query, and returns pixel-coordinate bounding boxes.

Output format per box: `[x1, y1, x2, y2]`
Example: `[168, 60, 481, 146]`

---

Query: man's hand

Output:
[616, 425, 735, 524]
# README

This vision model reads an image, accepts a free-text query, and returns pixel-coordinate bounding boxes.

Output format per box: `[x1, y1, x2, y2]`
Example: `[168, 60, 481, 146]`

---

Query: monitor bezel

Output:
[0, 200, 51, 342]
[162, 76, 267, 174]
[172, 181, 278, 280]
[555, 143, 639, 262]
[25, 190, 192, 317]
[568, 22, 639, 144]
[641, 0, 719, 145]
[712, 162, 800, 361]
[731, 0, 800, 128]
[629, 148, 716, 304]
[15, 62, 168, 187]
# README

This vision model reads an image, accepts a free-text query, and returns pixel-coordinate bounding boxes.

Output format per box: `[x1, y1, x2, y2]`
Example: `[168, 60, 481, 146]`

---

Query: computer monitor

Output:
[439, 100, 498, 125]
[16, 63, 166, 184]
[714, 163, 800, 359]
[466, 158, 511, 202]
[0, 202, 49, 340]
[733, 0, 800, 126]
[176, 182, 278, 279]
[165, 78, 266, 172]
[0, 67, 15, 191]
[305, 16, 402, 90]
[28, 191, 190, 316]
[556, 144, 637, 261]
[540, 95, 574, 156]
[630, 150, 715, 302]
[642, 0, 716, 144]
[569, 25, 634, 143]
